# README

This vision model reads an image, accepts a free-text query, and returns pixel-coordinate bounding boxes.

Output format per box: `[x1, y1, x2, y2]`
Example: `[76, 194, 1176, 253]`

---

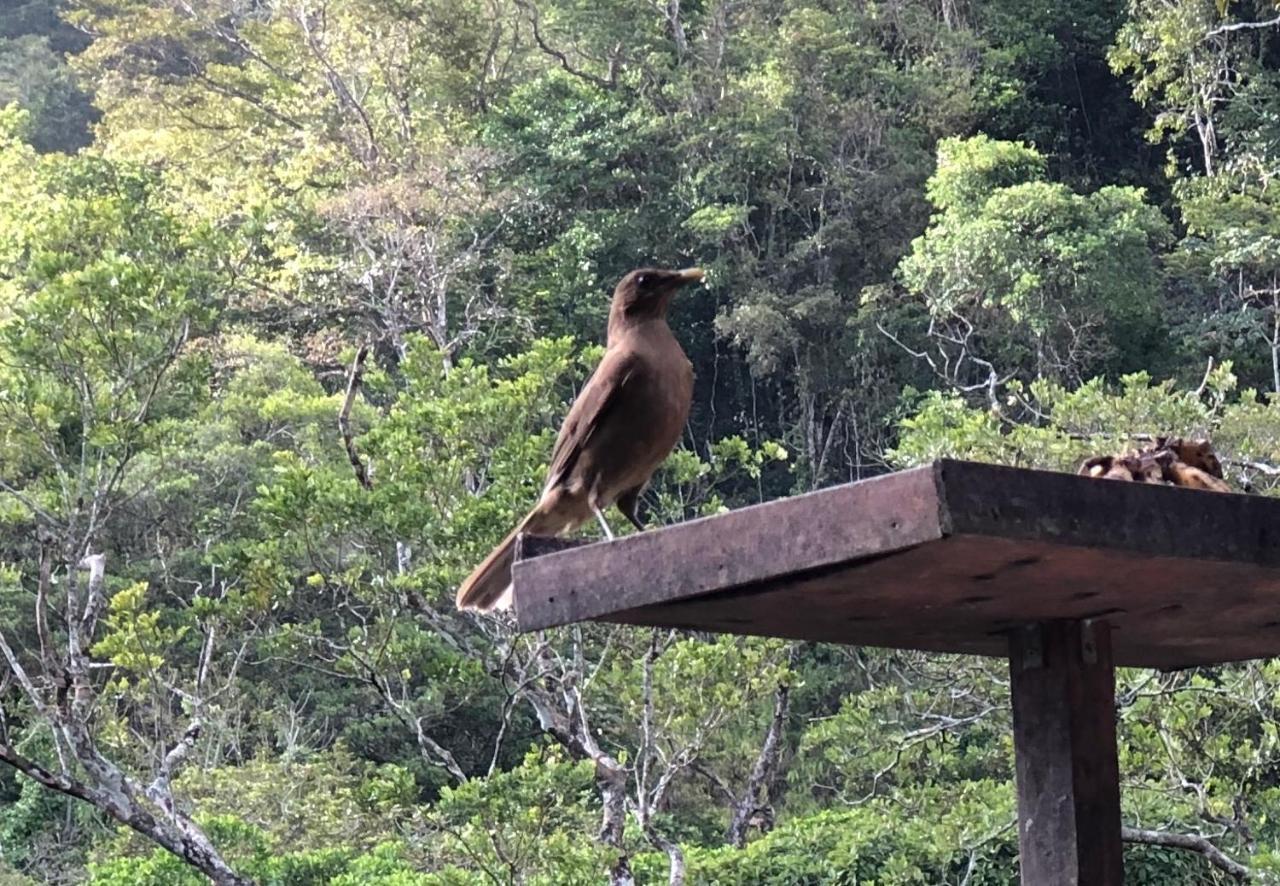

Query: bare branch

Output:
[1206, 16, 1280, 37]
[1122, 826, 1250, 881]
[662, 0, 688, 58]
[0, 628, 51, 720]
[0, 728, 250, 885]
[640, 818, 685, 886]
[338, 342, 373, 489]
[510, 638, 632, 883]
[415, 728, 468, 784]
[0, 478, 60, 526]
[513, 0, 617, 91]
[297, 1, 381, 166]
[0, 741, 99, 806]
[0, 551, 250, 884]
[132, 318, 190, 425]
[726, 645, 795, 847]
[147, 721, 202, 811]
[1227, 458, 1280, 476]
[78, 553, 108, 652]
[1194, 356, 1215, 398]
[34, 535, 55, 678]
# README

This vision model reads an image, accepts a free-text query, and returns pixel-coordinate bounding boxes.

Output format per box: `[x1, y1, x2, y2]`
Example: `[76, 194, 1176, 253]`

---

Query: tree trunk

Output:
[0, 743, 251, 886]
[727, 648, 794, 847]
[666, 0, 688, 58]
[643, 821, 686, 886]
[1194, 104, 1216, 177]
[1271, 284, 1279, 397]
[598, 759, 635, 886]
[517, 667, 634, 886]
[0, 550, 251, 886]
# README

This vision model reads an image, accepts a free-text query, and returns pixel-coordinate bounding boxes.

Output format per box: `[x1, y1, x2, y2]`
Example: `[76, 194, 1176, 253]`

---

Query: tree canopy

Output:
[3, 0, 1280, 883]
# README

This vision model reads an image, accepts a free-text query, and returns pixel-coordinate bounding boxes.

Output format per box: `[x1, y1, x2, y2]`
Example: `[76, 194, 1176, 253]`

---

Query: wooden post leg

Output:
[1008, 620, 1122, 886]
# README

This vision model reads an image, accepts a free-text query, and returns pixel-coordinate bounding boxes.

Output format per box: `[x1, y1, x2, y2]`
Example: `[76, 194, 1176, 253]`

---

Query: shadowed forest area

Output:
[4, 0, 1280, 882]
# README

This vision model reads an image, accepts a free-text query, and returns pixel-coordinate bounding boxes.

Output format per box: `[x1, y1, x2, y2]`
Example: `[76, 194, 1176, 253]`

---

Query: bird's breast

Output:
[580, 342, 692, 504]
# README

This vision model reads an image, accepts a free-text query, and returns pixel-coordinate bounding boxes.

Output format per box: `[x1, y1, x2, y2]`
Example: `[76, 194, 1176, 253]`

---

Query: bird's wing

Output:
[542, 348, 639, 495]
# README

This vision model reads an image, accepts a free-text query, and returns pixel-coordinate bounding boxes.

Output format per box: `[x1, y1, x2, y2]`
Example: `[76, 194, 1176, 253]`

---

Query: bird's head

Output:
[609, 267, 704, 333]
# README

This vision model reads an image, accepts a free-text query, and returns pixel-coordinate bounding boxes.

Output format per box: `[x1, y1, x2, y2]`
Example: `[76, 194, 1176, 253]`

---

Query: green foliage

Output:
[1109, 0, 1250, 174]
[92, 582, 185, 683]
[899, 136, 1172, 382]
[175, 749, 416, 853]
[0, 1, 95, 152]
[91, 825, 428, 886]
[423, 748, 608, 882]
[635, 805, 1021, 885]
[925, 135, 1047, 212]
[889, 367, 1271, 477]
[4, 0, 1280, 883]
[0, 118, 226, 518]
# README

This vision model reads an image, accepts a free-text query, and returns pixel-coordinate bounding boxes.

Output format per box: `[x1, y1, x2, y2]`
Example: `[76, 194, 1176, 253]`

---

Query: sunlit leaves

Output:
[92, 581, 187, 693]
[899, 135, 1171, 383]
[888, 367, 1280, 489]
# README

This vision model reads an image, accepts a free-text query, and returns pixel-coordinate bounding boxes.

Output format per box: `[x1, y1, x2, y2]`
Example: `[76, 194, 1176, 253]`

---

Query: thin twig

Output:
[1194, 356, 1215, 398]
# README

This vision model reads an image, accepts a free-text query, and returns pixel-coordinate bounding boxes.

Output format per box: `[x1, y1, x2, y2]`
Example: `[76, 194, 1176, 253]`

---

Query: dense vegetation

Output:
[4, 0, 1280, 882]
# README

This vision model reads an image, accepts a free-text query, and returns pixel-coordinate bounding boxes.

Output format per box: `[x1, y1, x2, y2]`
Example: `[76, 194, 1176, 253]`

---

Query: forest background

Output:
[4, 0, 1280, 882]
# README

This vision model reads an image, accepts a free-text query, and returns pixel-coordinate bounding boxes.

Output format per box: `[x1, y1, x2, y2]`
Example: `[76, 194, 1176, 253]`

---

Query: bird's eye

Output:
[636, 274, 649, 288]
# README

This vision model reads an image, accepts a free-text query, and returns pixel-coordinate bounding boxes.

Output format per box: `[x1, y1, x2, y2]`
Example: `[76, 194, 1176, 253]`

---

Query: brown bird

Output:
[456, 266, 703, 611]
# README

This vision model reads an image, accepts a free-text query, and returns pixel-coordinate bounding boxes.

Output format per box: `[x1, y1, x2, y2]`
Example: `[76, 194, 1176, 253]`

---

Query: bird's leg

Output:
[592, 505, 616, 541]
[616, 486, 645, 532]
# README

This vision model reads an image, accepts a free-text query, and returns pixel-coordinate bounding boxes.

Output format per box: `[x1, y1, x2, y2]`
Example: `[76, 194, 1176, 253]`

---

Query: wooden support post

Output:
[1009, 620, 1122, 886]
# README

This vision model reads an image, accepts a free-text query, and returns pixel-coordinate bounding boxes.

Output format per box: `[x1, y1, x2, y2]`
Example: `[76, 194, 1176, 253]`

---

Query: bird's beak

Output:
[673, 267, 705, 286]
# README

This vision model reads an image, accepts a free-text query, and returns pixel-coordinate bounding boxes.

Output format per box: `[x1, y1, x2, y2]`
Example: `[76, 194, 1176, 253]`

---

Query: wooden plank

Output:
[1009, 620, 1123, 886]
[512, 465, 945, 631]
[510, 459, 1280, 668]
[601, 534, 1280, 668]
[938, 459, 1280, 567]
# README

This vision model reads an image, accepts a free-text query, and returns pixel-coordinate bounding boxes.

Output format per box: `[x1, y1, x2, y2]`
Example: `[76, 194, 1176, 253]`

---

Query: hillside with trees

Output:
[3, 0, 1280, 882]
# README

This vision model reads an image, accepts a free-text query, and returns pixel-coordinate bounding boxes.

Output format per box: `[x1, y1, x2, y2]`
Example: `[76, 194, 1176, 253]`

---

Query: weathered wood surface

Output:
[1010, 620, 1123, 885]
[512, 459, 1280, 669]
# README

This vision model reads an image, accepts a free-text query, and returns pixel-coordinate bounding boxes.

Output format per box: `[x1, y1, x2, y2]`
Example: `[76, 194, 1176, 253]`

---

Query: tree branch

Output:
[415, 727, 469, 784]
[513, 0, 616, 90]
[297, 1, 381, 166]
[1206, 16, 1280, 37]
[726, 645, 795, 847]
[1, 551, 250, 884]
[34, 535, 56, 680]
[0, 741, 99, 806]
[78, 553, 108, 655]
[338, 342, 373, 489]
[1122, 825, 1250, 881]
[147, 721, 202, 811]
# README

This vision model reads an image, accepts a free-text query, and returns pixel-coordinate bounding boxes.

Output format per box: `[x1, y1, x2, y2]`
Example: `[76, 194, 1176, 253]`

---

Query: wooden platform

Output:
[511, 459, 1279, 884]
[513, 459, 1280, 671]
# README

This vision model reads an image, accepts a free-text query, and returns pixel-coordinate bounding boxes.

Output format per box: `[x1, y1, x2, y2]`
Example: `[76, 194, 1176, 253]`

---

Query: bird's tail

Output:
[456, 510, 550, 612]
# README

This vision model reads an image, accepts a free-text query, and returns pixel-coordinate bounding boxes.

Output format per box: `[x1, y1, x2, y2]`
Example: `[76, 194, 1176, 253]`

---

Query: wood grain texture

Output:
[513, 460, 1280, 669]
[513, 464, 944, 629]
[1010, 621, 1123, 886]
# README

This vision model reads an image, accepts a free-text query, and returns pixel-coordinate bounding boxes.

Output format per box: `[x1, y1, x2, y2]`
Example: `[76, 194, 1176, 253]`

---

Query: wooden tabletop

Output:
[511, 460, 1280, 670]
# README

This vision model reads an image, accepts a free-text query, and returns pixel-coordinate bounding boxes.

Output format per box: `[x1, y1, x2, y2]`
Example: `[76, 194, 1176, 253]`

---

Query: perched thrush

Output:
[456, 266, 702, 611]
